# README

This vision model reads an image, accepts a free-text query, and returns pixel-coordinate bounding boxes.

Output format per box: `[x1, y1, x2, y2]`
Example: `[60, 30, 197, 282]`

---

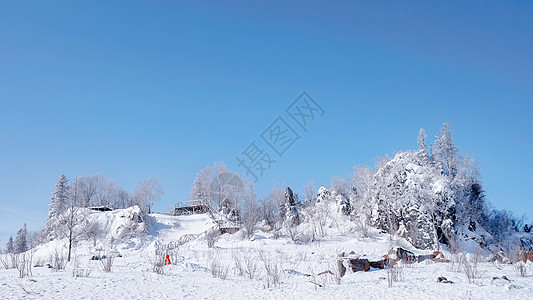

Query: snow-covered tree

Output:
[133, 177, 163, 214]
[14, 223, 27, 254]
[5, 236, 14, 254]
[351, 165, 375, 223]
[114, 188, 132, 209]
[49, 174, 70, 220]
[75, 175, 97, 207]
[316, 186, 330, 203]
[303, 181, 316, 206]
[93, 174, 116, 208]
[73, 175, 133, 209]
[432, 123, 459, 177]
[85, 220, 103, 247]
[241, 182, 260, 239]
[59, 181, 88, 262]
[361, 148, 453, 249]
[190, 172, 210, 203]
[260, 184, 285, 228]
[329, 177, 351, 215]
[190, 162, 246, 212]
[417, 128, 429, 163]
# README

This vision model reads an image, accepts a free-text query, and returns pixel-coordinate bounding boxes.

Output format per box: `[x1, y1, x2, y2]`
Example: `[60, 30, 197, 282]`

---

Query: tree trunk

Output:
[68, 229, 73, 262]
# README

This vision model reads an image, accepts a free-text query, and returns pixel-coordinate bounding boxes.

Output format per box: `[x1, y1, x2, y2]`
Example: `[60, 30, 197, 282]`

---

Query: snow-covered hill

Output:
[1, 206, 532, 299]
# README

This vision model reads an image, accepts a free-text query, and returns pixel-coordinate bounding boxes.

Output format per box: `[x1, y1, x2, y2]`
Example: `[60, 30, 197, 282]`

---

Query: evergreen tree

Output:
[49, 174, 70, 220]
[432, 123, 459, 177]
[5, 236, 14, 254]
[14, 223, 27, 253]
[417, 128, 429, 163]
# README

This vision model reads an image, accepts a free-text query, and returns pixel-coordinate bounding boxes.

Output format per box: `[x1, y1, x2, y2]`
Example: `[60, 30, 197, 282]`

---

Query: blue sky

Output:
[1, 1, 532, 243]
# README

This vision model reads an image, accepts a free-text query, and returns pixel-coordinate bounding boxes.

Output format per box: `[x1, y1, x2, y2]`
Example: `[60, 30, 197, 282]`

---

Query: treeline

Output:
[3, 224, 28, 255]
[48, 174, 163, 218]
[4, 123, 529, 254]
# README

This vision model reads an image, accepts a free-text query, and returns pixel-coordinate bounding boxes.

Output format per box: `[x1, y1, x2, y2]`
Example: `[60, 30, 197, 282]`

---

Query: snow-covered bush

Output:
[386, 259, 404, 288]
[232, 249, 260, 280]
[209, 257, 229, 280]
[149, 254, 166, 275]
[49, 248, 67, 271]
[72, 255, 91, 278]
[258, 250, 283, 287]
[15, 251, 33, 278]
[100, 252, 114, 273]
[205, 228, 221, 248]
[462, 253, 483, 283]
[514, 261, 527, 277]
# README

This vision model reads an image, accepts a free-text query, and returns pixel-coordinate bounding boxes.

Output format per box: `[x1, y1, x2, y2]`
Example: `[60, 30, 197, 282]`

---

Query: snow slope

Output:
[1, 208, 532, 299]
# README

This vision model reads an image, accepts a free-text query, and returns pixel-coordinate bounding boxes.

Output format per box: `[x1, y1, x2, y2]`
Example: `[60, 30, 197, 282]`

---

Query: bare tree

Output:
[59, 180, 87, 262]
[241, 182, 260, 239]
[75, 175, 97, 207]
[330, 176, 350, 199]
[304, 181, 316, 206]
[93, 175, 118, 208]
[75, 175, 133, 209]
[114, 188, 131, 209]
[134, 177, 163, 214]
[191, 162, 247, 214]
[85, 220, 103, 248]
[260, 184, 285, 229]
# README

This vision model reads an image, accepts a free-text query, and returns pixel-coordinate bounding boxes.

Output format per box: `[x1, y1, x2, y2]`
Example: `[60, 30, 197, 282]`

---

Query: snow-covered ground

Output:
[1, 209, 532, 299]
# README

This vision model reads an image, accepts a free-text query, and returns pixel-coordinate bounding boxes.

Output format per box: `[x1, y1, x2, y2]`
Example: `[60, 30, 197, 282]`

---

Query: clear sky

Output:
[1, 1, 532, 243]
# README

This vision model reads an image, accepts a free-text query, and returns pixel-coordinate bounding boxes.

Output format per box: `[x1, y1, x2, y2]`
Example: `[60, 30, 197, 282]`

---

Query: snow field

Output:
[1, 210, 532, 299]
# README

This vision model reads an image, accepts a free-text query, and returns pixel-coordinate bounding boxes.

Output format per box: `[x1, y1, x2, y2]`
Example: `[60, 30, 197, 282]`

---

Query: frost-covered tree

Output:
[352, 165, 375, 223]
[260, 184, 285, 228]
[303, 181, 316, 206]
[241, 182, 260, 239]
[49, 174, 70, 220]
[329, 177, 351, 215]
[5, 236, 14, 254]
[190, 172, 210, 203]
[417, 128, 429, 163]
[74, 175, 97, 207]
[85, 220, 103, 247]
[133, 177, 163, 214]
[93, 175, 116, 208]
[190, 162, 249, 214]
[432, 123, 459, 177]
[346, 124, 525, 250]
[364, 149, 448, 249]
[316, 186, 330, 203]
[453, 157, 487, 229]
[14, 223, 27, 254]
[210, 163, 244, 211]
[59, 181, 87, 262]
[73, 175, 133, 209]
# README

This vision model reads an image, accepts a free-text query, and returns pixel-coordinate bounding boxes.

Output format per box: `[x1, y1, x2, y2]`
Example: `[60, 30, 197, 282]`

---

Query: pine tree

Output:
[49, 174, 70, 220]
[432, 123, 459, 177]
[14, 223, 27, 254]
[417, 128, 429, 163]
[5, 236, 14, 254]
